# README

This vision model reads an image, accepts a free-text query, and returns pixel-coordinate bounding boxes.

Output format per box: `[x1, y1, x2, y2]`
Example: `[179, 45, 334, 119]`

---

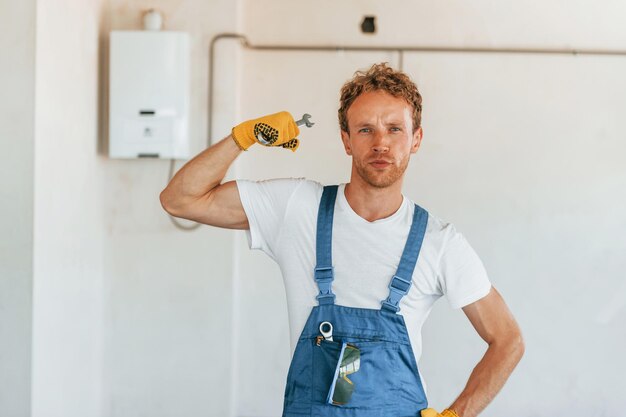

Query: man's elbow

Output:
[491, 327, 525, 364]
[507, 329, 525, 364]
[515, 334, 525, 358]
[159, 189, 183, 216]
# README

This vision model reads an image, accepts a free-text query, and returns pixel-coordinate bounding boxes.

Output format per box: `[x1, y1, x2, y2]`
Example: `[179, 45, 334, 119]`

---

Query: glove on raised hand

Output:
[231, 111, 300, 152]
[421, 408, 460, 417]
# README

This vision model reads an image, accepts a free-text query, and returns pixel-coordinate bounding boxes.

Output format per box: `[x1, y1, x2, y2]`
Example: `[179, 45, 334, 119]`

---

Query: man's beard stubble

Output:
[353, 154, 410, 189]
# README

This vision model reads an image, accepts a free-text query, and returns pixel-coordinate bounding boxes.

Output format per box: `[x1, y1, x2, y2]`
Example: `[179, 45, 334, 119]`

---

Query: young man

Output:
[160, 63, 524, 417]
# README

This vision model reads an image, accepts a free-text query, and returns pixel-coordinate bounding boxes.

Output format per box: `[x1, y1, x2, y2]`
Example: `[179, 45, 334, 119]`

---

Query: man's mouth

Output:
[370, 160, 392, 168]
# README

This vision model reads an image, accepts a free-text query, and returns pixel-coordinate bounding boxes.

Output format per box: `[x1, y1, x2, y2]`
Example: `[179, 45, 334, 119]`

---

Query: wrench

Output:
[295, 113, 315, 128]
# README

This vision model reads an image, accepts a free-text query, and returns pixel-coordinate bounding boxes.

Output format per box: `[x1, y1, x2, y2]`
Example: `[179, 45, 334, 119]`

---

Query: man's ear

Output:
[411, 126, 423, 153]
[341, 130, 352, 155]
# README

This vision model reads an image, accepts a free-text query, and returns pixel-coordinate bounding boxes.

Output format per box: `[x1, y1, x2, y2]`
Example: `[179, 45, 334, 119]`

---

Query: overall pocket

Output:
[311, 338, 343, 404]
[311, 337, 400, 409]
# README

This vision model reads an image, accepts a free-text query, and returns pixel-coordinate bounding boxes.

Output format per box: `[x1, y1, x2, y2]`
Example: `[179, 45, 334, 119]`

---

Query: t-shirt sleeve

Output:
[235, 177, 306, 261]
[437, 224, 492, 309]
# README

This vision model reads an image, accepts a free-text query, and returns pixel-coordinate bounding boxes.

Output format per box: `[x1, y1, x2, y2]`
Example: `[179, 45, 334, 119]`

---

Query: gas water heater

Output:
[108, 30, 190, 159]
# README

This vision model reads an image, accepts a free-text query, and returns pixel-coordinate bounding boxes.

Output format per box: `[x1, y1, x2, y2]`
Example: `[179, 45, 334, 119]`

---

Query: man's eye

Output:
[359, 128, 371, 133]
[390, 127, 402, 132]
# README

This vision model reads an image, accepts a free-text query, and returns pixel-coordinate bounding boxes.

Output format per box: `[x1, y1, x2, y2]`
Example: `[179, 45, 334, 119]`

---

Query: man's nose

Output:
[372, 131, 390, 152]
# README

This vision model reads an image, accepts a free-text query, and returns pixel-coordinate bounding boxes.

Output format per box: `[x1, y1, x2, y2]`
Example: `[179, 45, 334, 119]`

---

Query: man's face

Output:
[341, 90, 422, 189]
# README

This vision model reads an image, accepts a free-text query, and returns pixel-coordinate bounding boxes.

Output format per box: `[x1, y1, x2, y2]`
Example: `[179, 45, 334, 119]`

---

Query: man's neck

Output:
[343, 179, 404, 223]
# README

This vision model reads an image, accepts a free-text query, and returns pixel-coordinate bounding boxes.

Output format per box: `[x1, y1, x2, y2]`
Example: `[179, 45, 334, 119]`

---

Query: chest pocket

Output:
[311, 336, 400, 409]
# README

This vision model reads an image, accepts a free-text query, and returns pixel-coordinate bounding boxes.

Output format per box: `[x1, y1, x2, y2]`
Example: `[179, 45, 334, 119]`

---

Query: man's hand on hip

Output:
[421, 408, 460, 417]
[231, 111, 300, 152]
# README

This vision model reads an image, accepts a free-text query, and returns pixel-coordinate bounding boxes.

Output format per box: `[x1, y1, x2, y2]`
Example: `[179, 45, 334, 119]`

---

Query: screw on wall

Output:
[361, 16, 376, 34]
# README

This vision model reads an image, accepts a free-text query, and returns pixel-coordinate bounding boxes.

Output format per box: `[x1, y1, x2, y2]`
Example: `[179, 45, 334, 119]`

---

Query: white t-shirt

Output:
[236, 178, 491, 365]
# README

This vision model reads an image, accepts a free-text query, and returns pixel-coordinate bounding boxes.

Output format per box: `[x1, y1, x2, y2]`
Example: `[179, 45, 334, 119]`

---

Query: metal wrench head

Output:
[296, 113, 315, 128]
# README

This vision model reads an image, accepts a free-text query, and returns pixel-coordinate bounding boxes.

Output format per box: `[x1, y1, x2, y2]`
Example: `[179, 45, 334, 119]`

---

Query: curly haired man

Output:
[160, 63, 524, 417]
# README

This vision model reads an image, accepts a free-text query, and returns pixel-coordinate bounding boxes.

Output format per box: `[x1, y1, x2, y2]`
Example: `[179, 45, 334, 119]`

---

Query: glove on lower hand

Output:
[231, 111, 300, 152]
[421, 408, 460, 417]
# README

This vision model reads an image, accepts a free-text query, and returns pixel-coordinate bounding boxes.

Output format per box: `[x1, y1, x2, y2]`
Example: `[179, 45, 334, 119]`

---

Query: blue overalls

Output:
[282, 185, 429, 417]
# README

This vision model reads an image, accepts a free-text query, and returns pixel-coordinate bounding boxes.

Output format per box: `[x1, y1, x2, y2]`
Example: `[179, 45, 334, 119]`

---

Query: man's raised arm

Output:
[159, 112, 301, 229]
[159, 135, 247, 229]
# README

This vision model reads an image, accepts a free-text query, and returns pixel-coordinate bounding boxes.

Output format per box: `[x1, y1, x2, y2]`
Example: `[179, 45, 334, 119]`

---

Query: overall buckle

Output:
[315, 266, 335, 305]
[381, 275, 412, 313]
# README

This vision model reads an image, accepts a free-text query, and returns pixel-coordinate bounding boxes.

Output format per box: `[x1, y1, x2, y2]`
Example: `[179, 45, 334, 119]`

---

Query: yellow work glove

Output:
[421, 408, 460, 417]
[231, 111, 300, 152]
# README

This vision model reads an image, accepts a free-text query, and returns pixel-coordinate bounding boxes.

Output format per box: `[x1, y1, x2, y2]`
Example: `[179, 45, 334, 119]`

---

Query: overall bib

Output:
[282, 185, 429, 417]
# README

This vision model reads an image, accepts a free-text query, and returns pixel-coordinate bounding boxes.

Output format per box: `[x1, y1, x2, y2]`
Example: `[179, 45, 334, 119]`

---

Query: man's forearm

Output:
[448, 336, 524, 417]
[160, 135, 241, 208]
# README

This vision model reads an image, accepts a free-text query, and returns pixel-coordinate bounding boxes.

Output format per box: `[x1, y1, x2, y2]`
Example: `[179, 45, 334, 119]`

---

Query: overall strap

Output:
[314, 185, 338, 305]
[381, 204, 429, 313]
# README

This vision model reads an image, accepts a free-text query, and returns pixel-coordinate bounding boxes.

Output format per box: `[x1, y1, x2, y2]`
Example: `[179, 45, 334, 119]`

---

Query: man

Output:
[160, 63, 524, 417]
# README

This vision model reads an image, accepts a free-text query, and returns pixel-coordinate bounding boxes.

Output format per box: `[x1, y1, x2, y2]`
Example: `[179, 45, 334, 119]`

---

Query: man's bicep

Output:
[462, 286, 521, 345]
[174, 181, 249, 229]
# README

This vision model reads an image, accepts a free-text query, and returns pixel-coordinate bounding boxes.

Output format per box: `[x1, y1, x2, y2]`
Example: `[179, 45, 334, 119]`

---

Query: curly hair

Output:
[338, 63, 422, 133]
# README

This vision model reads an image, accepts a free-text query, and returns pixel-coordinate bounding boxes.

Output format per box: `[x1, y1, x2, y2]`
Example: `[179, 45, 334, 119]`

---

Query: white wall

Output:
[31, 0, 108, 416]
[1, 0, 109, 416]
[241, 0, 626, 50]
[0, 1, 35, 416]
